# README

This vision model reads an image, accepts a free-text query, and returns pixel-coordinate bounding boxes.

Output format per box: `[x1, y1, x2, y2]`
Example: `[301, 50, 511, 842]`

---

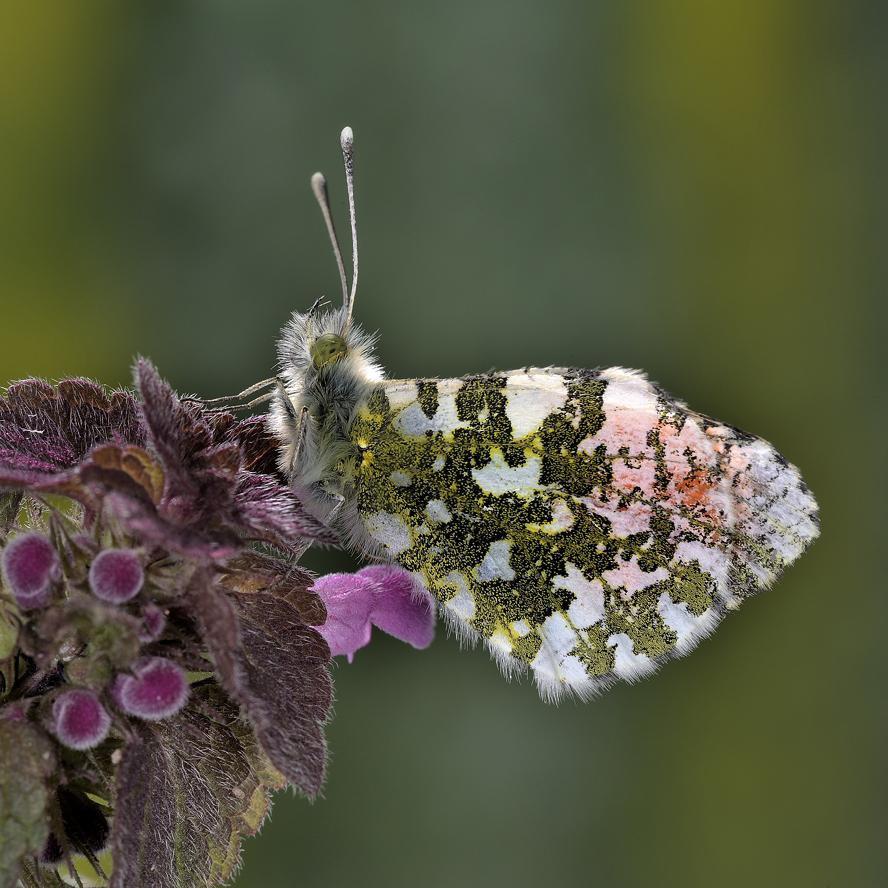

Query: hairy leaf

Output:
[220, 551, 325, 625]
[192, 572, 332, 796]
[231, 591, 332, 795]
[133, 361, 334, 553]
[0, 379, 142, 478]
[0, 720, 54, 888]
[229, 416, 281, 475]
[0, 491, 22, 533]
[110, 684, 281, 888]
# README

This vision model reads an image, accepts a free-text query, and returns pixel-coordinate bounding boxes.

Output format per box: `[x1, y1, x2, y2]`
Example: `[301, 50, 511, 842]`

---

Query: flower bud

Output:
[110, 656, 188, 720]
[53, 689, 111, 750]
[88, 548, 144, 604]
[1, 532, 60, 610]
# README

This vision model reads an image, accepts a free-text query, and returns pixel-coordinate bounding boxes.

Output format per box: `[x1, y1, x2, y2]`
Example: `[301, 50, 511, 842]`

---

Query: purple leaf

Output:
[232, 593, 332, 796]
[232, 473, 341, 549]
[230, 416, 283, 475]
[132, 361, 334, 553]
[110, 685, 282, 888]
[103, 490, 244, 559]
[135, 361, 212, 487]
[191, 571, 332, 796]
[0, 378, 142, 477]
[217, 550, 325, 626]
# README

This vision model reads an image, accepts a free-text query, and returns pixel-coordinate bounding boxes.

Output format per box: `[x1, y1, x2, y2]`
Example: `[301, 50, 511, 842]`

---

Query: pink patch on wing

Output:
[579, 409, 657, 459]
[657, 421, 730, 527]
[602, 556, 670, 597]
[611, 456, 658, 498]
[578, 496, 654, 537]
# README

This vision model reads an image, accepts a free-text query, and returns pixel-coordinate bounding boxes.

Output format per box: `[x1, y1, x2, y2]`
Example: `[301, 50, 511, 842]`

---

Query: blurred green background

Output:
[2, 2, 885, 886]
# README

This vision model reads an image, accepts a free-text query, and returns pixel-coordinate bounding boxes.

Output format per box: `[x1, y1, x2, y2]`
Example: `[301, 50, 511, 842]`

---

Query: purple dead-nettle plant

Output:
[0, 361, 434, 888]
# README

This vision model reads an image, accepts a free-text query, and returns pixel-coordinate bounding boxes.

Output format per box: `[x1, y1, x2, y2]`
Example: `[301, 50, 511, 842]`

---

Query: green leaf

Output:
[0, 720, 54, 888]
[0, 491, 22, 533]
[0, 604, 17, 663]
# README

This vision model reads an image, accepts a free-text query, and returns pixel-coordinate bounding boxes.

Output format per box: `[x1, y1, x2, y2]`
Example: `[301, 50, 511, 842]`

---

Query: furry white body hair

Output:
[270, 303, 384, 541]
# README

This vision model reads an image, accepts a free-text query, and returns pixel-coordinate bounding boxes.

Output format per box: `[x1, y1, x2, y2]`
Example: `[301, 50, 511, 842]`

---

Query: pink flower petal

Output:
[310, 573, 375, 661]
[311, 565, 435, 662]
[358, 565, 435, 649]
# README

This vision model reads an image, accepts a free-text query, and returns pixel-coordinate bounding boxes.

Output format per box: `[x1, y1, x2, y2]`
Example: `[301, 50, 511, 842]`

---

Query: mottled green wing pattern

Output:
[348, 366, 818, 700]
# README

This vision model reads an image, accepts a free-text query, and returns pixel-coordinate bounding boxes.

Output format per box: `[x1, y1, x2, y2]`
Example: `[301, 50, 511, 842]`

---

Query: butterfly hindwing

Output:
[344, 366, 818, 700]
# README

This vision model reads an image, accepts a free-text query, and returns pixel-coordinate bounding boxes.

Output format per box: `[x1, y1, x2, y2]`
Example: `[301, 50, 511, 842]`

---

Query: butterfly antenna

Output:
[310, 172, 349, 312]
[340, 126, 358, 327]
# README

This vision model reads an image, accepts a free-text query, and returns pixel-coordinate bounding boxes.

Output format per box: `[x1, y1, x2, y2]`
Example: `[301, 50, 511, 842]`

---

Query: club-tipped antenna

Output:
[311, 172, 349, 311]
[340, 126, 358, 325]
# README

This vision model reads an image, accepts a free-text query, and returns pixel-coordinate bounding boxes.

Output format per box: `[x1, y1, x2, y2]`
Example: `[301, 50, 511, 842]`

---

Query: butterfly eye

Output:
[311, 333, 347, 368]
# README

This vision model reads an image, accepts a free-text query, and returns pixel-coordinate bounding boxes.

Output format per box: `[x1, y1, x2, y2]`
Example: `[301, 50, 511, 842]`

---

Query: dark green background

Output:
[2, 3, 884, 886]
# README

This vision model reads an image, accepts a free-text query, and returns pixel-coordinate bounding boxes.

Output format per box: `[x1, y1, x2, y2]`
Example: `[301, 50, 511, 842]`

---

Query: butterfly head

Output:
[275, 297, 381, 395]
[270, 128, 384, 490]
[311, 331, 348, 368]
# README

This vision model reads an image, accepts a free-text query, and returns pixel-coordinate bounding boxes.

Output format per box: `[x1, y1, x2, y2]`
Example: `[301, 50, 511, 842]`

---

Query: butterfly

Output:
[268, 127, 819, 701]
